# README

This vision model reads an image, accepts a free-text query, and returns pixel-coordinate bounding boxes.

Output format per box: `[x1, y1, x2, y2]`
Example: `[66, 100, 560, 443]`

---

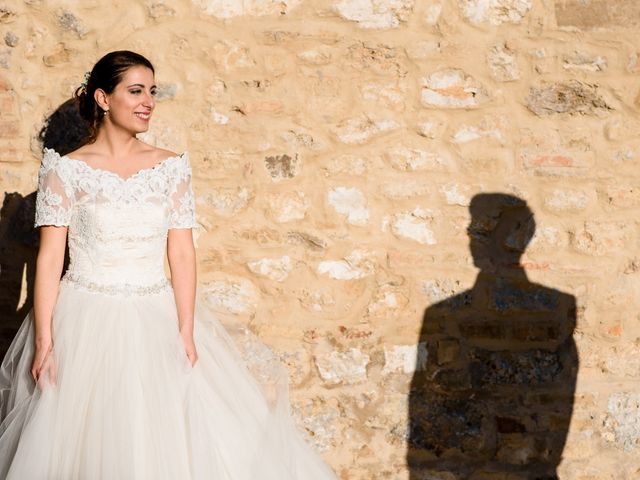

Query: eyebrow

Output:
[127, 83, 157, 88]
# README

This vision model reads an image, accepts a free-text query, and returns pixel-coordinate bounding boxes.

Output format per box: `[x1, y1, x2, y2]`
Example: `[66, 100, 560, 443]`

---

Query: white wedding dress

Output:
[0, 148, 337, 479]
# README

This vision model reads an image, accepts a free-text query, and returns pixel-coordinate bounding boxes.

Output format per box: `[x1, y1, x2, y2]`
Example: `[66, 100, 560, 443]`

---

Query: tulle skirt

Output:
[0, 280, 337, 479]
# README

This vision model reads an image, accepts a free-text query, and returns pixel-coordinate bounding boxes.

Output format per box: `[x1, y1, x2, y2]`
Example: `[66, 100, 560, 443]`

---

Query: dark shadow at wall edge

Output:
[0, 98, 89, 361]
[407, 193, 578, 480]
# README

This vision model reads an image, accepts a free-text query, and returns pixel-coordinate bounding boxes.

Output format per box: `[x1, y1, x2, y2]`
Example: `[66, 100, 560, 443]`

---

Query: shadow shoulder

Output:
[527, 281, 576, 306]
[426, 290, 473, 312]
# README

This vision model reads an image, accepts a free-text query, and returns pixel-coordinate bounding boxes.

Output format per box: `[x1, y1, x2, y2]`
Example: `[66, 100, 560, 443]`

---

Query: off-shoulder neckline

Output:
[43, 147, 188, 183]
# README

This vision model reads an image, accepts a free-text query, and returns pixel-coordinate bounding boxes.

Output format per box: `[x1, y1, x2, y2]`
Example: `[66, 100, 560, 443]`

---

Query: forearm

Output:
[168, 245, 196, 333]
[33, 252, 65, 346]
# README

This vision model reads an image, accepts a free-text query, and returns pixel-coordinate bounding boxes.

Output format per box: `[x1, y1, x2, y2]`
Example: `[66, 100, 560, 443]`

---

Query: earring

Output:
[103, 109, 109, 116]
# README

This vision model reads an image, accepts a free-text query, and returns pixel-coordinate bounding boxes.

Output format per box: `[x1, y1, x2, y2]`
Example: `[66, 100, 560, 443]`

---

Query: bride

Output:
[0, 50, 337, 479]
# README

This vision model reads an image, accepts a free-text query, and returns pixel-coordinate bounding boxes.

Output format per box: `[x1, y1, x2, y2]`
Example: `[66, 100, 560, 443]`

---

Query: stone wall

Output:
[1, 0, 640, 478]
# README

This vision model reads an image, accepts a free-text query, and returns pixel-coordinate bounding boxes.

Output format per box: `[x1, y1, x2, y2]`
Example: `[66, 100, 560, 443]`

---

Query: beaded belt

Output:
[61, 271, 172, 296]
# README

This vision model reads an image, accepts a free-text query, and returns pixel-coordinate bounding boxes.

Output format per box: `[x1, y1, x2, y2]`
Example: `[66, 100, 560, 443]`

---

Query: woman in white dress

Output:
[0, 50, 337, 479]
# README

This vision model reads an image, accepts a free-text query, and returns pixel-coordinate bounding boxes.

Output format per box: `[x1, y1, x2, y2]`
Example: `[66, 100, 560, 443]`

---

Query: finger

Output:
[34, 353, 46, 372]
[49, 360, 57, 386]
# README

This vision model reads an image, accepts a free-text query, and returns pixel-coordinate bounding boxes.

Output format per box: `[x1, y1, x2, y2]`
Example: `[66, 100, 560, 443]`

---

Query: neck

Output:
[93, 123, 140, 159]
[476, 263, 529, 282]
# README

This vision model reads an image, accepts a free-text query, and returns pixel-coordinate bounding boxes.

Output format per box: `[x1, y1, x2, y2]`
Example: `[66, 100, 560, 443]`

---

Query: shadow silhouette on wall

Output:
[407, 193, 578, 480]
[0, 98, 88, 360]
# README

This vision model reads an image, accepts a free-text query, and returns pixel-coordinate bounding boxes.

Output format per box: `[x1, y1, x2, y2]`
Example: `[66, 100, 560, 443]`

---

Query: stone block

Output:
[487, 43, 520, 82]
[526, 80, 611, 116]
[459, 0, 532, 25]
[333, 0, 415, 29]
[314, 348, 370, 385]
[317, 249, 376, 280]
[328, 186, 369, 226]
[247, 255, 292, 282]
[421, 69, 490, 108]
[264, 153, 300, 180]
[266, 190, 309, 223]
[603, 392, 640, 451]
[555, 0, 640, 29]
[193, 0, 302, 18]
[382, 343, 427, 375]
[388, 207, 437, 245]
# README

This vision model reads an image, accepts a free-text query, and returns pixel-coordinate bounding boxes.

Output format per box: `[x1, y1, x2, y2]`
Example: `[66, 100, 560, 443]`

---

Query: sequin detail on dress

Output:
[61, 272, 172, 296]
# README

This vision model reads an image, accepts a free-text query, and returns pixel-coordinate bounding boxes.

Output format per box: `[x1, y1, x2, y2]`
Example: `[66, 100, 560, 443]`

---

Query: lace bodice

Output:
[34, 147, 196, 295]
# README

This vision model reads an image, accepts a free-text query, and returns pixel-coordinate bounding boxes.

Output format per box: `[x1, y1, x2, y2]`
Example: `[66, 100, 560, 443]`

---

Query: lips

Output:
[134, 111, 151, 120]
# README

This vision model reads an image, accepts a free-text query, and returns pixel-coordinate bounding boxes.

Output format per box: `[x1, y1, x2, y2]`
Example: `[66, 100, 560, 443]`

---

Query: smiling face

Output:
[96, 65, 157, 134]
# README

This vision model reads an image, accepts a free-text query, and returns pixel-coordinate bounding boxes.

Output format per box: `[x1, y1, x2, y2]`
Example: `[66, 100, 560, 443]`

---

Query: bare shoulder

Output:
[138, 143, 180, 161]
[65, 145, 100, 161]
[155, 147, 181, 160]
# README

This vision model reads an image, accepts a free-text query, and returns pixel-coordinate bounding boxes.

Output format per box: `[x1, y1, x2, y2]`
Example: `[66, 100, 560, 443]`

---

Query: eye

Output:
[150, 90, 157, 97]
[130, 89, 142, 95]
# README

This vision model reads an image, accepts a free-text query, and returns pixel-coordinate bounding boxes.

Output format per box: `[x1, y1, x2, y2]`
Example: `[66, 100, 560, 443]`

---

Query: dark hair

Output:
[73, 50, 155, 144]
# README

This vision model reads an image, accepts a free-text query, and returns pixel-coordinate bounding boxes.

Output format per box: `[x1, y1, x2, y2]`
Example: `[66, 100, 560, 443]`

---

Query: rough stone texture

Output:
[264, 154, 300, 180]
[200, 277, 260, 315]
[487, 43, 520, 82]
[459, 0, 532, 26]
[327, 186, 369, 225]
[317, 250, 376, 280]
[382, 344, 427, 375]
[193, 0, 302, 18]
[247, 255, 292, 282]
[387, 208, 437, 245]
[603, 393, 640, 451]
[331, 114, 399, 144]
[266, 190, 309, 222]
[555, 0, 640, 29]
[314, 348, 370, 385]
[333, 0, 415, 29]
[526, 81, 611, 116]
[421, 69, 490, 108]
[2, 1, 640, 478]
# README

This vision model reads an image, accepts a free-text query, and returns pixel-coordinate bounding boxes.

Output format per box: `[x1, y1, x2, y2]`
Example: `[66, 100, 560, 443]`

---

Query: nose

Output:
[143, 91, 155, 109]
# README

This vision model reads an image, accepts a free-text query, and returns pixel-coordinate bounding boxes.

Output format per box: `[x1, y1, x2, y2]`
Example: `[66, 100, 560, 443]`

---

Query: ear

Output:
[94, 88, 109, 111]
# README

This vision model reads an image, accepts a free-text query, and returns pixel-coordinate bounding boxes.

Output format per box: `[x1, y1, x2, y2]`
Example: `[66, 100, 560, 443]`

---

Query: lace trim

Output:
[62, 272, 172, 296]
[34, 156, 74, 227]
[169, 190, 197, 228]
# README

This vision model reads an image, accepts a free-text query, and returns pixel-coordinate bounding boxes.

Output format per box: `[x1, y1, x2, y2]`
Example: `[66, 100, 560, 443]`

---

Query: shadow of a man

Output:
[407, 193, 577, 480]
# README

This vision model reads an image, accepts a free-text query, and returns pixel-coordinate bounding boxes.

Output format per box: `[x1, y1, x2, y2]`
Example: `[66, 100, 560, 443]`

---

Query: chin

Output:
[129, 125, 150, 135]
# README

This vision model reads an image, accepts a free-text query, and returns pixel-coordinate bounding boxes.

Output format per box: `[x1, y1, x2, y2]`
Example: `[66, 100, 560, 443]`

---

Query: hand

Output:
[31, 339, 56, 388]
[180, 329, 198, 367]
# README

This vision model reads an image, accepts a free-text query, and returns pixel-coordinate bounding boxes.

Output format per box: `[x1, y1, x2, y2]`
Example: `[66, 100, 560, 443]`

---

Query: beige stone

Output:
[3, 2, 640, 477]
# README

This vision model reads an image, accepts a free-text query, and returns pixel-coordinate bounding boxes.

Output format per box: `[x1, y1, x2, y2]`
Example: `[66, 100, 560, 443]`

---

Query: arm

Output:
[31, 149, 75, 384]
[166, 152, 198, 365]
[167, 228, 196, 335]
[33, 226, 67, 346]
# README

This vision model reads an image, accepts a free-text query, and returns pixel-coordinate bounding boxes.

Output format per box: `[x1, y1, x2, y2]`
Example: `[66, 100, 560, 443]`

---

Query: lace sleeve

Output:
[168, 153, 197, 229]
[34, 149, 75, 228]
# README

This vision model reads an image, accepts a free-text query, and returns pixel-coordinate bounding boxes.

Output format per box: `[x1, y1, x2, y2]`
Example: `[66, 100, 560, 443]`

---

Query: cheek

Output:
[113, 94, 137, 110]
